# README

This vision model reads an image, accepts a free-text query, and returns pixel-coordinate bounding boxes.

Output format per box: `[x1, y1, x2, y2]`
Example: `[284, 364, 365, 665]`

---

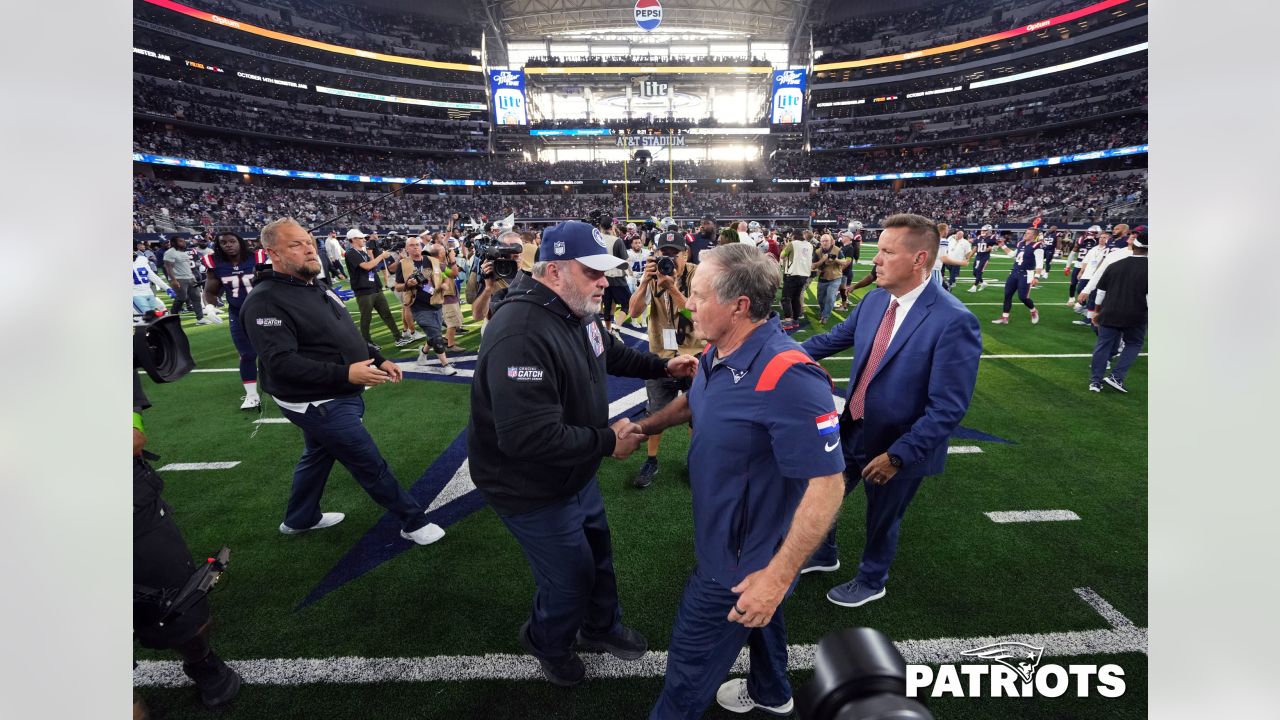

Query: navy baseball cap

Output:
[538, 220, 625, 271]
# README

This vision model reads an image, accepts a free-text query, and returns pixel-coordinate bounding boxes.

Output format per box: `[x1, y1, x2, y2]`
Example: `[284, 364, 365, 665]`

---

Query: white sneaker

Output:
[240, 394, 261, 410]
[394, 336, 414, 347]
[991, 317, 1009, 325]
[416, 350, 433, 367]
[439, 365, 459, 376]
[196, 317, 214, 325]
[279, 512, 345, 535]
[1030, 310, 1040, 325]
[715, 679, 793, 716]
[410, 330, 427, 340]
[967, 285, 979, 293]
[401, 522, 445, 545]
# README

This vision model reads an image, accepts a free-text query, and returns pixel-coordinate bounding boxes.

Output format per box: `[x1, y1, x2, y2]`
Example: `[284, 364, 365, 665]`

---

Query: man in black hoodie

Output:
[241, 218, 445, 546]
[469, 220, 697, 687]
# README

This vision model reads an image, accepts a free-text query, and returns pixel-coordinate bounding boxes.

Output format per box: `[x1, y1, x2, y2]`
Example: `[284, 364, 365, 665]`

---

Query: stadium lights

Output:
[525, 66, 771, 75]
[968, 42, 1148, 89]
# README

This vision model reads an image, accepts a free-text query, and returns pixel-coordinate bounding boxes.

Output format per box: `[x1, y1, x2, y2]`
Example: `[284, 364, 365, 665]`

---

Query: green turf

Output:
[136, 254, 1147, 717]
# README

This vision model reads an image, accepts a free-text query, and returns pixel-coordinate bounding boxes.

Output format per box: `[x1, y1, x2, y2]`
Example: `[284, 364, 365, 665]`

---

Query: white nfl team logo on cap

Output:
[554, 240, 566, 255]
[591, 227, 609, 248]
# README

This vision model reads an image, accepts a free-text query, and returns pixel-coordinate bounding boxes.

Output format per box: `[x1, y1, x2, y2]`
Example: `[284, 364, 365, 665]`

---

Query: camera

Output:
[656, 256, 677, 277]
[479, 238, 521, 281]
[797, 628, 933, 720]
[134, 313, 196, 383]
[409, 268, 435, 295]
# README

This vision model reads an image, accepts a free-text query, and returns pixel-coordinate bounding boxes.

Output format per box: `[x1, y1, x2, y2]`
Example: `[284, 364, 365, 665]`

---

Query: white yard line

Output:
[947, 446, 984, 454]
[157, 462, 241, 471]
[133, 587, 1144, 687]
[985, 510, 1082, 523]
[252, 418, 291, 424]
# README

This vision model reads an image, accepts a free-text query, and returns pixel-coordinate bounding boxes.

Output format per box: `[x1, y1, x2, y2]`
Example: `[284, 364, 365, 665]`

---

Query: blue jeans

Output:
[498, 478, 623, 665]
[817, 278, 840, 319]
[1090, 323, 1147, 384]
[278, 395, 428, 533]
[650, 565, 793, 719]
[132, 293, 165, 314]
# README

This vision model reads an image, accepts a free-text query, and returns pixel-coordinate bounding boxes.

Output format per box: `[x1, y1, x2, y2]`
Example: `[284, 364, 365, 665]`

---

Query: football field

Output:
[134, 251, 1148, 718]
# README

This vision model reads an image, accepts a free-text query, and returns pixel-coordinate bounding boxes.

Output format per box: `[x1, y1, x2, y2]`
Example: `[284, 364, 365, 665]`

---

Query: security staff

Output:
[240, 218, 444, 546]
[468, 220, 697, 688]
[635, 244, 846, 718]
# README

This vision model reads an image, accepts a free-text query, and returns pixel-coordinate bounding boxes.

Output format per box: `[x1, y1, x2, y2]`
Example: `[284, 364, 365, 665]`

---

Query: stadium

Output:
[130, 0, 1148, 717]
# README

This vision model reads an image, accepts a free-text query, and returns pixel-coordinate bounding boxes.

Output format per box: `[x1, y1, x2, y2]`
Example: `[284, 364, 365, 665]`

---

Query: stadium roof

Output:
[493, 0, 817, 40]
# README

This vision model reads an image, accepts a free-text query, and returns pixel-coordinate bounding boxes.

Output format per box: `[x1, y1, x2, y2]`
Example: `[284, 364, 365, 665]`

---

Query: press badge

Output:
[662, 328, 678, 351]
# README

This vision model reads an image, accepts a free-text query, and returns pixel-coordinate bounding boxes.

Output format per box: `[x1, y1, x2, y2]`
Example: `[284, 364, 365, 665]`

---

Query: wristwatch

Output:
[888, 454, 903, 468]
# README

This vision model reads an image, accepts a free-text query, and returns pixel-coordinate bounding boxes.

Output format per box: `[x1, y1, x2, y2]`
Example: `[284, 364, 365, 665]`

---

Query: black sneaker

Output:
[182, 651, 242, 708]
[575, 624, 648, 661]
[519, 621, 585, 687]
[633, 458, 658, 489]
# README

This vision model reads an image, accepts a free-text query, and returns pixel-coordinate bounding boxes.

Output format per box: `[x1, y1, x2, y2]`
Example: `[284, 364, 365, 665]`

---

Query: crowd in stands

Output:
[132, 168, 1145, 235]
[810, 80, 1147, 148]
[134, 112, 1145, 183]
[524, 55, 772, 67]
[814, 0, 1095, 61]
[136, 0, 478, 82]
[134, 82, 488, 152]
[178, 0, 479, 65]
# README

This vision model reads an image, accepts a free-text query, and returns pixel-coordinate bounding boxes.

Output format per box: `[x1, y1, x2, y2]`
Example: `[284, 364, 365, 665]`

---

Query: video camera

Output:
[478, 234, 521, 282]
[797, 628, 933, 720]
[134, 313, 196, 383]
[134, 547, 231, 627]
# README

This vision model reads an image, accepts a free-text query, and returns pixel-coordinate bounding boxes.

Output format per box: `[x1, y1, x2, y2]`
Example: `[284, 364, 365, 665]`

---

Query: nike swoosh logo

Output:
[824, 441, 839, 452]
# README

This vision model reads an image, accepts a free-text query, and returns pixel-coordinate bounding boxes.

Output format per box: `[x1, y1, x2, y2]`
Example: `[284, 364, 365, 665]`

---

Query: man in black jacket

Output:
[1088, 230, 1149, 393]
[241, 218, 444, 546]
[468, 220, 697, 687]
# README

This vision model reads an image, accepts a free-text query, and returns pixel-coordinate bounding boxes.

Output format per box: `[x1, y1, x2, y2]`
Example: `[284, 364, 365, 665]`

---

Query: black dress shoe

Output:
[574, 624, 648, 661]
[520, 621, 585, 687]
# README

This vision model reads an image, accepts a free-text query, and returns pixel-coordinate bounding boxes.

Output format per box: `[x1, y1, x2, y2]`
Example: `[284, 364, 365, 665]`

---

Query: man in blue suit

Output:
[800, 213, 983, 608]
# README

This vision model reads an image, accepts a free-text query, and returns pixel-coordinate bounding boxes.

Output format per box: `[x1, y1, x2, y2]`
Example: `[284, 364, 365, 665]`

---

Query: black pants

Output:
[355, 291, 401, 343]
[134, 458, 208, 649]
[781, 274, 806, 321]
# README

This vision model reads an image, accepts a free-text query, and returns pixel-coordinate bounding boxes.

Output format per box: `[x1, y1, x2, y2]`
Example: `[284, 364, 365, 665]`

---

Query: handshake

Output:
[609, 354, 698, 460]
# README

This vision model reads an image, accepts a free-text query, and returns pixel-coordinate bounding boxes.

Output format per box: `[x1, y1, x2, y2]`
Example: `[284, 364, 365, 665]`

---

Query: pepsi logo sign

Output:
[634, 0, 662, 32]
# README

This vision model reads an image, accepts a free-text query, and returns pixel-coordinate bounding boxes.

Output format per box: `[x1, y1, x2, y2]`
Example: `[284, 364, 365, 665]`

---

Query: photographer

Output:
[625, 231, 699, 489]
[392, 236, 458, 375]
[134, 373, 240, 711]
[468, 220, 698, 687]
[343, 228, 412, 349]
[469, 229, 528, 326]
[591, 210, 632, 341]
[814, 233, 851, 325]
[241, 218, 445, 545]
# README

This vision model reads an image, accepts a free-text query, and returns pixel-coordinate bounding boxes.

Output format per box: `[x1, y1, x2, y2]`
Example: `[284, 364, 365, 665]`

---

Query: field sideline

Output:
[134, 251, 1148, 718]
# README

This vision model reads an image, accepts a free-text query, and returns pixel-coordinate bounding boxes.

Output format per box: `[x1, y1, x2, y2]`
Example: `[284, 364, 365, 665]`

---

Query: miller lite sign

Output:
[634, 0, 662, 32]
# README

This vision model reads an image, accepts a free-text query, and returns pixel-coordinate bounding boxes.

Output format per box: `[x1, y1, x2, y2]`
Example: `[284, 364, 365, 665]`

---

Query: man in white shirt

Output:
[323, 231, 347, 280]
[778, 230, 813, 331]
[943, 230, 972, 291]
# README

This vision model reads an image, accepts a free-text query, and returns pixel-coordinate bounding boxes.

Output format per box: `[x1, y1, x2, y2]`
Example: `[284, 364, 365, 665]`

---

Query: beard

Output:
[557, 282, 602, 318]
[286, 258, 322, 279]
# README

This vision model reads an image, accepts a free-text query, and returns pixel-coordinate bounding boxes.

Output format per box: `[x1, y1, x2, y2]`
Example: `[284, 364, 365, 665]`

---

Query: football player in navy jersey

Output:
[991, 229, 1043, 325]
[966, 224, 996, 292]
[202, 232, 269, 409]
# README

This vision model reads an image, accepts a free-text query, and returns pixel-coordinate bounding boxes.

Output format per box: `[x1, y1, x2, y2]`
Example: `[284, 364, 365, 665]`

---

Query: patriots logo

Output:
[295, 329, 1017, 610]
[728, 368, 748, 384]
[962, 641, 1045, 683]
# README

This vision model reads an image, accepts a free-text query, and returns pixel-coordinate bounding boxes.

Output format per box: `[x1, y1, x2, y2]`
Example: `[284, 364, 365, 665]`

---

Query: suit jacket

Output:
[802, 280, 982, 477]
